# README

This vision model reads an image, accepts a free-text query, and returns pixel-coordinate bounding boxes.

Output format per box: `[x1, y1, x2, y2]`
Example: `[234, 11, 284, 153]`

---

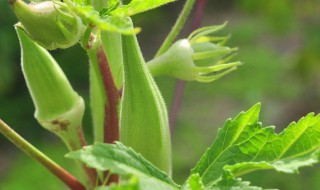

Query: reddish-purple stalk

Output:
[0, 119, 86, 190]
[96, 46, 120, 144]
[77, 127, 98, 187]
[169, 0, 207, 133]
[43, 162, 86, 190]
[95, 44, 120, 184]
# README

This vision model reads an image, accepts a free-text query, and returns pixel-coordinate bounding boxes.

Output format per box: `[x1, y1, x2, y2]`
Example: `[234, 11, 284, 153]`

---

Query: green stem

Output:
[170, 0, 206, 132]
[154, 0, 196, 57]
[0, 119, 86, 190]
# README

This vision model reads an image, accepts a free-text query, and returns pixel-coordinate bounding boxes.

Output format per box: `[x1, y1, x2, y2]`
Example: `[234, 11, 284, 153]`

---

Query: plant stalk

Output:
[88, 37, 120, 144]
[97, 46, 120, 144]
[169, 0, 207, 132]
[87, 35, 120, 184]
[97, 44, 120, 184]
[155, 0, 196, 57]
[0, 119, 86, 190]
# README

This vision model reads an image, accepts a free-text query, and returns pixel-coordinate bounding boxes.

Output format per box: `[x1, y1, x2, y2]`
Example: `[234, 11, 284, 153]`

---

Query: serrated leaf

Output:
[182, 174, 205, 190]
[191, 103, 320, 188]
[111, 0, 177, 16]
[66, 142, 178, 189]
[65, 0, 139, 34]
[191, 103, 261, 183]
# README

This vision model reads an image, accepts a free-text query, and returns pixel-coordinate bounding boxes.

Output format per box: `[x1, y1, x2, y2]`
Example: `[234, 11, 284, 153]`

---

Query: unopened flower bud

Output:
[148, 23, 241, 82]
[10, 0, 84, 50]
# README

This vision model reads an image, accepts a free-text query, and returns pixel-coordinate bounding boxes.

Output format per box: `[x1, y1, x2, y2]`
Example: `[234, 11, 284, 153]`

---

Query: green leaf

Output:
[111, 0, 177, 16]
[191, 103, 320, 188]
[191, 103, 260, 183]
[65, 0, 139, 34]
[66, 142, 179, 189]
[182, 174, 205, 190]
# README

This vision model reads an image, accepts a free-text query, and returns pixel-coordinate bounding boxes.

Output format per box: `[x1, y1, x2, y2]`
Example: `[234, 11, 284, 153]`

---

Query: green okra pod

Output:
[120, 22, 172, 175]
[16, 26, 85, 151]
[16, 26, 97, 187]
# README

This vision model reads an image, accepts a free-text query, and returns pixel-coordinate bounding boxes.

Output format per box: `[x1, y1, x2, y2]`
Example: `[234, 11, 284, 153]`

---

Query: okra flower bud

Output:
[9, 0, 84, 50]
[16, 26, 85, 151]
[148, 23, 241, 82]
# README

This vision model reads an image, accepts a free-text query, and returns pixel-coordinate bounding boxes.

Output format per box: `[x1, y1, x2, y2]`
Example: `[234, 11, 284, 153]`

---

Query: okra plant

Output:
[1, 0, 320, 189]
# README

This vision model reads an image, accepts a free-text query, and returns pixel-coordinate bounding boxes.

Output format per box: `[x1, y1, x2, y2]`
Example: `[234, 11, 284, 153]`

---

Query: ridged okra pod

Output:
[120, 25, 172, 175]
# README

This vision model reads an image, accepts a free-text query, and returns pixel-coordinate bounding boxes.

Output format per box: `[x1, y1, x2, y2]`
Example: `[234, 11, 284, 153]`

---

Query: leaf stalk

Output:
[0, 119, 86, 190]
[155, 0, 196, 57]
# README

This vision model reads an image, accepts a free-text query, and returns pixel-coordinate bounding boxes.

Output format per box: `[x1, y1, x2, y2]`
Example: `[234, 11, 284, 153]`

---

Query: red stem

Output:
[77, 127, 97, 187]
[96, 45, 120, 184]
[96, 46, 120, 144]
[169, 0, 206, 133]
[0, 119, 86, 190]
[45, 164, 86, 190]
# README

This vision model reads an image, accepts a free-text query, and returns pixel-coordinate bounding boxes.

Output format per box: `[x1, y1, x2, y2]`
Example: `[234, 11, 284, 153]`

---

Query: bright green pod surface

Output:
[120, 33, 172, 175]
[16, 26, 80, 121]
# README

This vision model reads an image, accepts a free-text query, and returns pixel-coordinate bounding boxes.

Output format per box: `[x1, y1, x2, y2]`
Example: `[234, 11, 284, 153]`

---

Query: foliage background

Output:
[0, 0, 320, 189]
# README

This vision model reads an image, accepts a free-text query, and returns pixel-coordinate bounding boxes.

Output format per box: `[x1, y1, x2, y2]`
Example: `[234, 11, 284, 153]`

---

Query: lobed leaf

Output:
[66, 142, 178, 189]
[191, 103, 320, 188]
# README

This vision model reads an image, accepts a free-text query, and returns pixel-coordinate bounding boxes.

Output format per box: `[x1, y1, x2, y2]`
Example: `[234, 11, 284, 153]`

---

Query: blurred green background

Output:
[1, 0, 320, 189]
